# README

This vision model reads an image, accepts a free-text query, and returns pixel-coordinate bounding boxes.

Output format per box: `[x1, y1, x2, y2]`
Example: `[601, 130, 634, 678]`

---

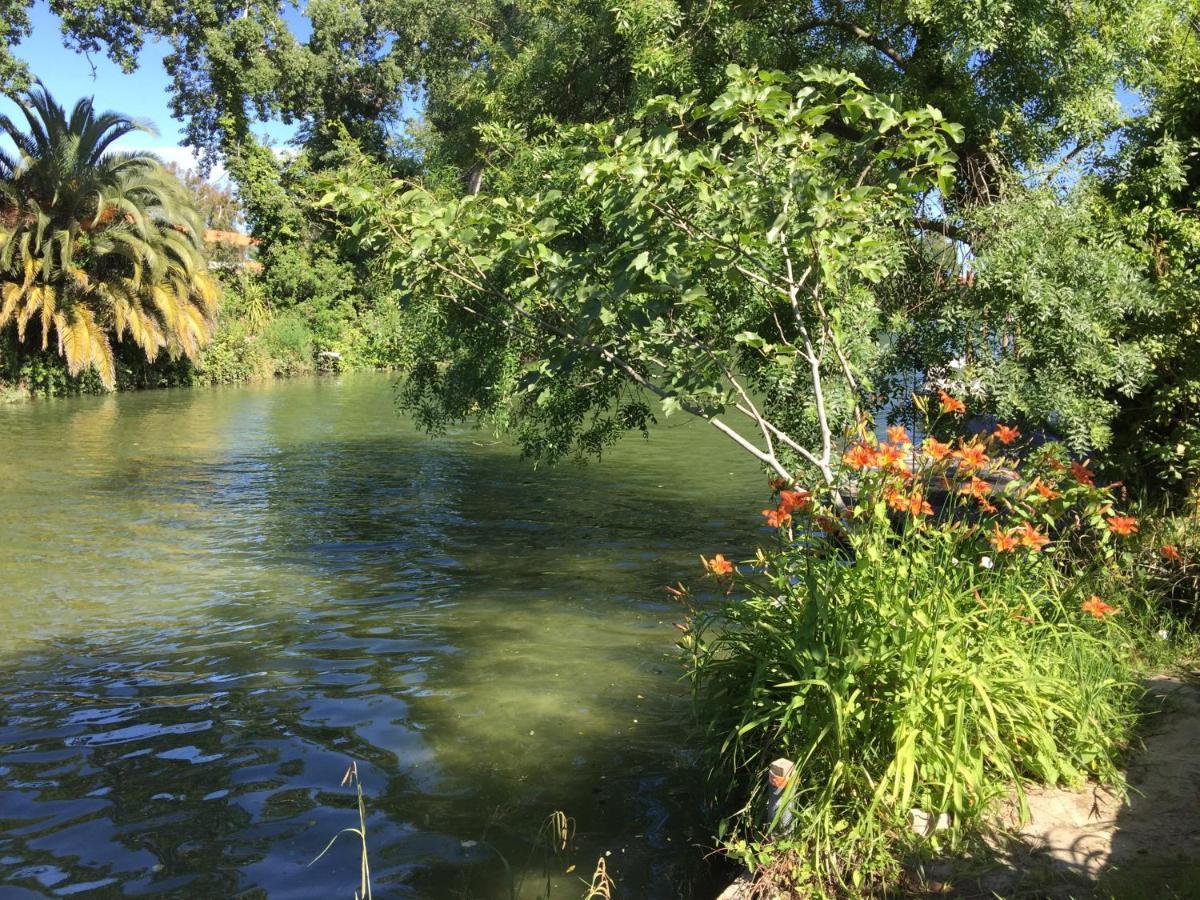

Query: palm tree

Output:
[0, 82, 217, 388]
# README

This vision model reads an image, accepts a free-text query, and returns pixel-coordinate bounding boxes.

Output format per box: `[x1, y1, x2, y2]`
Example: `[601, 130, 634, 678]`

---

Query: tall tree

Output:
[1101, 7, 1200, 492]
[0, 83, 217, 387]
[15, 2, 1163, 183]
[14, 0, 1196, 483]
[411, 0, 1168, 201]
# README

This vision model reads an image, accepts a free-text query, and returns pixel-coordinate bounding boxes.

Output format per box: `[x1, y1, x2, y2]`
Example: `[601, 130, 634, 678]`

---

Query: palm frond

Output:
[0, 82, 216, 384]
[55, 304, 115, 387]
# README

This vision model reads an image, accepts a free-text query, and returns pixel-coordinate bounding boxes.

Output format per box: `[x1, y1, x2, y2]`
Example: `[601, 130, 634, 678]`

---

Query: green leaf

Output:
[734, 331, 767, 349]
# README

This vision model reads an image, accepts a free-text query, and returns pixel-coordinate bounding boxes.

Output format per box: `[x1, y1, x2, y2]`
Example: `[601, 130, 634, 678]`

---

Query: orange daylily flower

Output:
[887, 425, 911, 445]
[1106, 515, 1138, 536]
[886, 487, 932, 517]
[953, 439, 989, 470]
[978, 497, 999, 514]
[763, 508, 792, 528]
[1081, 595, 1118, 619]
[993, 423, 1020, 445]
[843, 443, 878, 470]
[989, 524, 1018, 553]
[923, 438, 952, 461]
[938, 389, 966, 414]
[1017, 521, 1050, 551]
[875, 442, 906, 468]
[909, 493, 934, 517]
[959, 476, 992, 499]
[1032, 478, 1061, 500]
[778, 489, 812, 514]
[701, 553, 734, 575]
[1070, 459, 1095, 487]
[1162, 544, 1183, 562]
[761, 507, 791, 529]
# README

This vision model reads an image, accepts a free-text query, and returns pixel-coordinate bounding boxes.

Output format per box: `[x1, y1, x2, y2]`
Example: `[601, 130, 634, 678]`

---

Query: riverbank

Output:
[924, 674, 1200, 898]
[0, 297, 400, 403]
[715, 673, 1200, 900]
[683, 422, 1200, 898]
[0, 353, 350, 403]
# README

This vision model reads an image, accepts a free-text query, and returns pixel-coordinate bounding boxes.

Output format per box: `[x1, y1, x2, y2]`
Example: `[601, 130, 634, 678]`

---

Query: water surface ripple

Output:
[0, 374, 763, 898]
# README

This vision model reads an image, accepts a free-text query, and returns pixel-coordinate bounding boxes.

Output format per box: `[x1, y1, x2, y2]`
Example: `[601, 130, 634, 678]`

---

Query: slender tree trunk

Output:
[466, 163, 484, 196]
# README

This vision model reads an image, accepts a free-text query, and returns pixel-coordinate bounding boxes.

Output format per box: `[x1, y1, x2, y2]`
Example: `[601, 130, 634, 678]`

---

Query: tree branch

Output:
[781, 237, 835, 483]
[797, 18, 908, 70]
[725, 368, 776, 460]
[422, 230, 801, 483]
[913, 216, 969, 244]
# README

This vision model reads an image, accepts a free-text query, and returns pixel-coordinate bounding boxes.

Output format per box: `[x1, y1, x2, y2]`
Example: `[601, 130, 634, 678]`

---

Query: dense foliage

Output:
[10, 0, 1196, 491]
[1099, 14, 1200, 493]
[313, 0, 1199, 495]
[884, 183, 1159, 452]
[321, 66, 961, 480]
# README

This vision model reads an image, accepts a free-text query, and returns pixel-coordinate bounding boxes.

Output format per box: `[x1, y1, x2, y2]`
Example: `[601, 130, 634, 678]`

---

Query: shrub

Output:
[15, 349, 76, 396]
[684, 399, 1143, 896]
[113, 347, 195, 390]
[334, 294, 410, 371]
[219, 275, 273, 334]
[1, 333, 195, 396]
[196, 318, 272, 385]
[260, 313, 315, 376]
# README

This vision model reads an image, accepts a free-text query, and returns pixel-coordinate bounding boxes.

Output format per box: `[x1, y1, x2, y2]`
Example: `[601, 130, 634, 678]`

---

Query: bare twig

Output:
[796, 18, 908, 70]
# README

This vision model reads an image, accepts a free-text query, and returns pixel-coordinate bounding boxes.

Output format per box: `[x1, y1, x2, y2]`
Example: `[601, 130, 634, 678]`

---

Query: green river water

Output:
[0, 373, 766, 898]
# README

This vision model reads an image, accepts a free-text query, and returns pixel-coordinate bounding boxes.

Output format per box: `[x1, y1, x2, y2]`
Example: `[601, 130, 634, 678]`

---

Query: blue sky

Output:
[6, 1, 299, 180]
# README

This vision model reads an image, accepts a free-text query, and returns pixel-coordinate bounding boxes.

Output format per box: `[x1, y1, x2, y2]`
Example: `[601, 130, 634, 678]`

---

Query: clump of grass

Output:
[519, 809, 576, 897]
[309, 760, 372, 900]
[1119, 494, 1200, 629]
[582, 857, 615, 899]
[541, 809, 576, 854]
[1069, 491, 1200, 675]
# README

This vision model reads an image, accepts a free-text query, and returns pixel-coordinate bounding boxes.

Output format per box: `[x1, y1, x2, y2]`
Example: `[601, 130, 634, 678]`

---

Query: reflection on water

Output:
[0, 374, 764, 897]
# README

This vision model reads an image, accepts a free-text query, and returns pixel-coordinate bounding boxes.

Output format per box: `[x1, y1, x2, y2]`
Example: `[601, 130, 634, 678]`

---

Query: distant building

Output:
[203, 229, 262, 273]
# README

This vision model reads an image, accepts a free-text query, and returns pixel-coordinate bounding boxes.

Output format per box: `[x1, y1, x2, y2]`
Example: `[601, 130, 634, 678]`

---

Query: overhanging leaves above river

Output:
[321, 66, 962, 486]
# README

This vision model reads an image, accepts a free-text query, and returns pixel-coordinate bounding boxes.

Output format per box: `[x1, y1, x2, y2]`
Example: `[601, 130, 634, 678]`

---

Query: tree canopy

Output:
[322, 66, 962, 480]
[7, 0, 1197, 492]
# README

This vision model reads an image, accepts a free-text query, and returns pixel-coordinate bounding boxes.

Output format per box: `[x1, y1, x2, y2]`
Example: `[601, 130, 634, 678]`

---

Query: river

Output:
[0, 373, 765, 898]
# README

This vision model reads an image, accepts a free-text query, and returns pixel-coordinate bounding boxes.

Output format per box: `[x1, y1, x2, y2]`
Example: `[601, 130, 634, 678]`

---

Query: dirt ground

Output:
[942, 676, 1200, 899]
